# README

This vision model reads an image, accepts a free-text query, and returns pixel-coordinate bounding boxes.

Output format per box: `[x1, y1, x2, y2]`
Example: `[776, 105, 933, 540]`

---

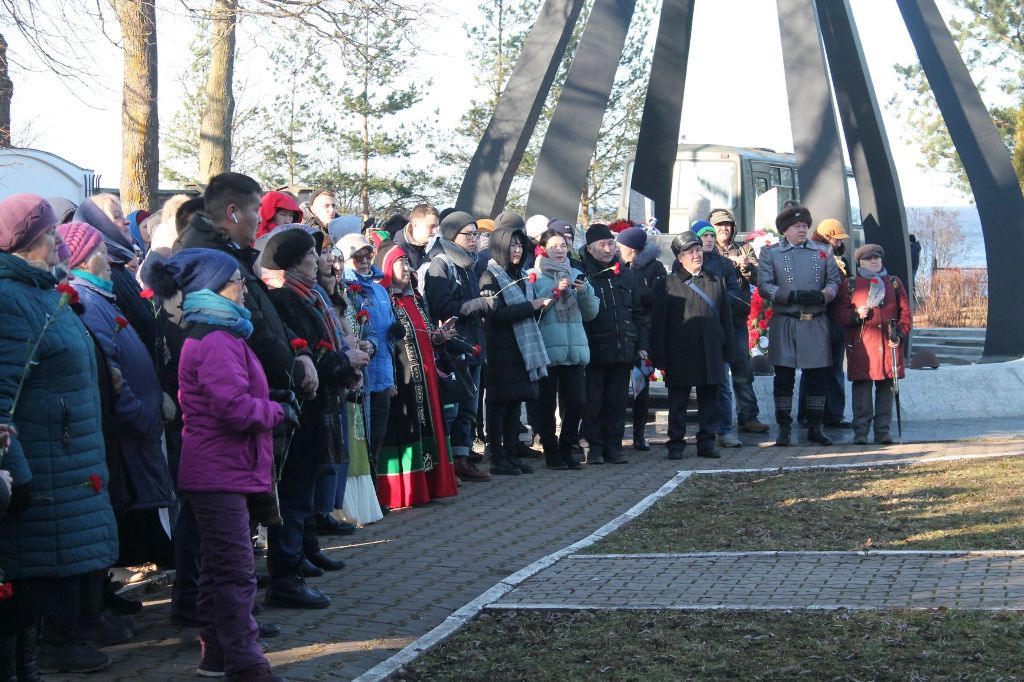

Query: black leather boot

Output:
[488, 448, 520, 476]
[806, 396, 833, 445]
[265, 575, 330, 609]
[632, 422, 650, 451]
[16, 620, 41, 682]
[774, 395, 793, 446]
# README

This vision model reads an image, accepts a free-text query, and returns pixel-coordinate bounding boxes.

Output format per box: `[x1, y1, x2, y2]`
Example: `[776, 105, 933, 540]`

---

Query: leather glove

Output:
[279, 401, 301, 429]
[458, 296, 496, 317]
[389, 321, 406, 340]
[269, 389, 296, 404]
[793, 289, 825, 305]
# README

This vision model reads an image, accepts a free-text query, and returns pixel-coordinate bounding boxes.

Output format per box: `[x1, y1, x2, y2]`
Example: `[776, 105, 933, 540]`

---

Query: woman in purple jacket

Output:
[150, 248, 295, 682]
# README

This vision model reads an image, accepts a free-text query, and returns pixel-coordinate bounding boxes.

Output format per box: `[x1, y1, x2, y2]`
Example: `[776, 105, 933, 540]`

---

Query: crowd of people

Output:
[0, 175, 911, 682]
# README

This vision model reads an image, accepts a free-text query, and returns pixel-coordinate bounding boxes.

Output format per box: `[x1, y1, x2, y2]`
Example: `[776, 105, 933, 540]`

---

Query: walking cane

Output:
[887, 320, 903, 444]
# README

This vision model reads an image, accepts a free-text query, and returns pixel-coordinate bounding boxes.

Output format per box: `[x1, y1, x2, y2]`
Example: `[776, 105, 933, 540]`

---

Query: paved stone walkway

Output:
[46, 430, 1023, 681]
[490, 552, 1024, 610]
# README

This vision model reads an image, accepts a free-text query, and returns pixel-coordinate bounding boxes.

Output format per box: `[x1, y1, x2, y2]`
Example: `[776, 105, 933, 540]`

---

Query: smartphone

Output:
[574, 274, 585, 284]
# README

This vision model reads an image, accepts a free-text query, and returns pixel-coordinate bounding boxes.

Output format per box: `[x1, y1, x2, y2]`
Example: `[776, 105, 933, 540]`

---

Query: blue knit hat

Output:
[149, 248, 239, 297]
[616, 226, 647, 250]
[691, 220, 716, 238]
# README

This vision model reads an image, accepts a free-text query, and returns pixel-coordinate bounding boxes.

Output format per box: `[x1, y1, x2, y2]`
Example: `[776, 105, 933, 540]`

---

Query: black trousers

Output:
[581, 363, 630, 457]
[667, 384, 720, 454]
[535, 364, 586, 456]
[485, 399, 522, 456]
[775, 366, 826, 398]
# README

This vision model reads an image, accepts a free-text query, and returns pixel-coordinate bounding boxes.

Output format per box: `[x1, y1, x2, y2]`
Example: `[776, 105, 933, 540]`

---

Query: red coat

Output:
[834, 274, 912, 381]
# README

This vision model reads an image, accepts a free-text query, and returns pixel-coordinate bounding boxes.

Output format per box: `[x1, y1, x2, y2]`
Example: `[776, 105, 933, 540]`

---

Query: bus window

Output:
[672, 160, 738, 212]
[770, 166, 782, 186]
[781, 167, 794, 187]
[754, 176, 769, 196]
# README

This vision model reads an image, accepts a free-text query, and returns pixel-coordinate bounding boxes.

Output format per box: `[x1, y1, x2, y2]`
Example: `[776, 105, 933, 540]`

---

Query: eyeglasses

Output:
[457, 231, 480, 240]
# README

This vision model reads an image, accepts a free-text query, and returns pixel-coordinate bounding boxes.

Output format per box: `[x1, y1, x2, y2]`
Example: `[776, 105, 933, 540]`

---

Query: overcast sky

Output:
[3, 0, 987, 207]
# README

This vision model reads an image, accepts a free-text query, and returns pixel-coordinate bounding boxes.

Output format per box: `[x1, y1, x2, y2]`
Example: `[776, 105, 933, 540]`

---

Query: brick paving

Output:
[490, 552, 1024, 610]
[48, 429, 1024, 682]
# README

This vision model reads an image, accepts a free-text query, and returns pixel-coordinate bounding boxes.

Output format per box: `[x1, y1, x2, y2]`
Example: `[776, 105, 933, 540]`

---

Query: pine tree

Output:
[891, 1, 1023, 195]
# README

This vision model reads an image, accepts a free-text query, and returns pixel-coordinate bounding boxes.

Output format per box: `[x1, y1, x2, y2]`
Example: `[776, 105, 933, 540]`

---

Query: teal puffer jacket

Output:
[532, 263, 599, 366]
[0, 253, 118, 580]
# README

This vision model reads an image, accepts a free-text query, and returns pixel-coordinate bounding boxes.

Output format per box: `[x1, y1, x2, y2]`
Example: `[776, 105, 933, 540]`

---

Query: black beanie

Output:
[261, 228, 315, 270]
[439, 211, 476, 241]
[586, 223, 614, 245]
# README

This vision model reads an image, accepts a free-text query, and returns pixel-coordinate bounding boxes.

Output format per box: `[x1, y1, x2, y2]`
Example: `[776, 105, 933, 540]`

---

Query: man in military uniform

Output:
[757, 206, 841, 446]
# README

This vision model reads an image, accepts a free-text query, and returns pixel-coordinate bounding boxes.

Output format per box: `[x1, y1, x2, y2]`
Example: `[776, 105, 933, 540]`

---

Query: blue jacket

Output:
[74, 278, 175, 510]
[531, 263, 599, 366]
[0, 254, 118, 579]
[344, 265, 398, 393]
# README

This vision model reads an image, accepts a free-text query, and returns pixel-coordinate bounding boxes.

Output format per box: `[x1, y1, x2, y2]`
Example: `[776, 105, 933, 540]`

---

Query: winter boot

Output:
[506, 450, 534, 474]
[545, 449, 568, 470]
[488, 448, 521, 476]
[806, 396, 833, 445]
[774, 395, 793, 446]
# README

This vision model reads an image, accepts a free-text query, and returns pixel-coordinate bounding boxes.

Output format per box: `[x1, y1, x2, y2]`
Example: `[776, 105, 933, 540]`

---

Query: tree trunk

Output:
[199, 0, 236, 182]
[0, 33, 12, 148]
[110, 0, 159, 212]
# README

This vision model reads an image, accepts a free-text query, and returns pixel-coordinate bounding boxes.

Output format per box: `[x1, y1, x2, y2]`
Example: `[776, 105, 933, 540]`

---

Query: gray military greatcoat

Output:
[757, 239, 841, 369]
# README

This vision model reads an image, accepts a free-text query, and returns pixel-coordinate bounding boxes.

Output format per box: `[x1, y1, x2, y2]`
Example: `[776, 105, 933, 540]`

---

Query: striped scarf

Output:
[284, 270, 343, 348]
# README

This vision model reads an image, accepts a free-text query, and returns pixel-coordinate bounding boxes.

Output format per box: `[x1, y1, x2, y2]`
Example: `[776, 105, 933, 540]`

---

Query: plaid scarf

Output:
[486, 260, 549, 382]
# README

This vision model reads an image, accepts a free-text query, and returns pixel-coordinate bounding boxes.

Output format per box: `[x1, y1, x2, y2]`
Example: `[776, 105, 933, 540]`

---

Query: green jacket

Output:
[531, 264, 599, 366]
[0, 253, 118, 579]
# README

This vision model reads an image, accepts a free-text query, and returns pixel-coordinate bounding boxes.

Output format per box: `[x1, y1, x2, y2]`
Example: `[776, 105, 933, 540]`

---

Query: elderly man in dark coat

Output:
[651, 231, 733, 460]
[757, 206, 841, 446]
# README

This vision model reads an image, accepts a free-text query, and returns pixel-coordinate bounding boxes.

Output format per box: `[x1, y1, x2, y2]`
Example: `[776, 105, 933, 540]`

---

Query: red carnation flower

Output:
[89, 474, 102, 494]
[528, 272, 538, 284]
[348, 283, 364, 294]
[290, 338, 309, 352]
[551, 288, 561, 299]
[0, 582, 12, 601]
[872, 278, 880, 284]
[643, 358, 653, 368]
[612, 262, 622, 275]
[56, 282, 79, 306]
[114, 316, 129, 330]
[758, 320, 768, 332]
[534, 245, 546, 258]
[818, 251, 826, 259]
[139, 288, 155, 300]
[315, 340, 335, 352]
[472, 344, 482, 357]
[355, 309, 370, 325]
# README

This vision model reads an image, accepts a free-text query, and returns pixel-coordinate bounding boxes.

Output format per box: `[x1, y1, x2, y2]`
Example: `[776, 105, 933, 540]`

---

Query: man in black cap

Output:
[423, 210, 495, 481]
[757, 205, 841, 446]
[579, 223, 648, 464]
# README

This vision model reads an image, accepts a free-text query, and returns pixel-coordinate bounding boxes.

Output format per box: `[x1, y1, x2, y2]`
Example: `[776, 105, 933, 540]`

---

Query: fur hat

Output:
[57, 222, 105, 268]
[776, 205, 812, 233]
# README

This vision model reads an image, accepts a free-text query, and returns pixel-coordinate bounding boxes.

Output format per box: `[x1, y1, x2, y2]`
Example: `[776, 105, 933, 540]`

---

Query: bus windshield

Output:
[672, 160, 738, 212]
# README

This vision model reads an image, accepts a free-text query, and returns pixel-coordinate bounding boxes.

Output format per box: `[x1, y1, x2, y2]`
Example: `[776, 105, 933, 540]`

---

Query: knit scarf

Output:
[439, 237, 478, 270]
[858, 266, 887, 308]
[182, 289, 253, 339]
[284, 270, 343, 350]
[486, 260, 549, 382]
[71, 269, 114, 293]
[536, 254, 578, 322]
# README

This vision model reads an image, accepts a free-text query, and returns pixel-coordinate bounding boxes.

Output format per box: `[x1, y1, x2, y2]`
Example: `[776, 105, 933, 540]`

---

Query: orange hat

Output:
[476, 218, 495, 233]
[816, 218, 849, 240]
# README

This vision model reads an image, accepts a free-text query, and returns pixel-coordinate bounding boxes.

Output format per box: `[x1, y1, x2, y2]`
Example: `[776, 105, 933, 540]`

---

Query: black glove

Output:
[793, 289, 825, 305]
[279, 401, 301, 429]
[269, 389, 296, 404]
[389, 321, 406, 340]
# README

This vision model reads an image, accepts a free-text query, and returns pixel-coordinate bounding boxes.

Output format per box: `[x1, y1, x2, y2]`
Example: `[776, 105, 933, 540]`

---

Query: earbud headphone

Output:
[230, 211, 239, 224]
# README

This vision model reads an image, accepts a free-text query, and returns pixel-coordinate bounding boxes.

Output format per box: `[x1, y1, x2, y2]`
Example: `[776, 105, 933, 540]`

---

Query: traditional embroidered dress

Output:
[376, 291, 458, 508]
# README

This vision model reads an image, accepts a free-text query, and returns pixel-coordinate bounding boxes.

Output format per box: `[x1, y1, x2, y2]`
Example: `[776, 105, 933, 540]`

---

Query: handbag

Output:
[435, 348, 476, 405]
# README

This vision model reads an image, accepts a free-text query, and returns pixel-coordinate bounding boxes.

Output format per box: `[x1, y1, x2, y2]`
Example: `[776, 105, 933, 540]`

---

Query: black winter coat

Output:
[478, 228, 540, 403]
[423, 240, 486, 365]
[651, 268, 735, 389]
[175, 213, 302, 390]
[268, 287, 353, 467]
[628, 244, 667, 324]
[698, 250, 746, 329]
[581, 250, 648, 365]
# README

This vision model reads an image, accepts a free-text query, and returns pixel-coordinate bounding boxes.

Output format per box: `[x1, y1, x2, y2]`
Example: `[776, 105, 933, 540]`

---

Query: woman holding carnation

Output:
[150, 247, 292, 682]
[374, 241, 459, 508]
[531, 229, 598, 470]
[0, 195, 118, 677]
